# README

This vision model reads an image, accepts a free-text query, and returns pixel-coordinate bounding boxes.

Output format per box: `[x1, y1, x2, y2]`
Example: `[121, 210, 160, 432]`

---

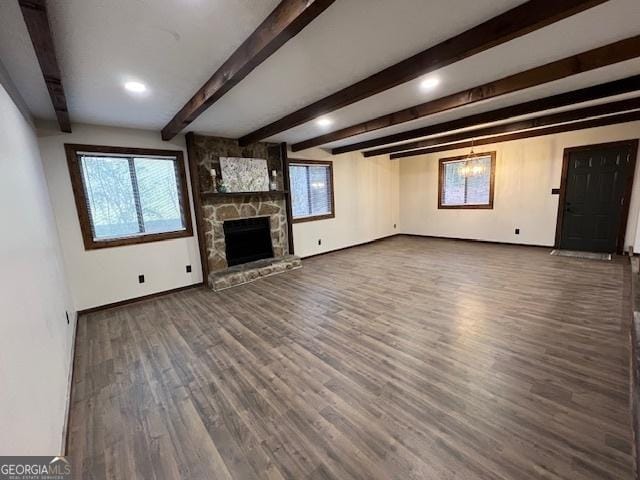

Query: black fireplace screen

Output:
[223, 217, 274, 267]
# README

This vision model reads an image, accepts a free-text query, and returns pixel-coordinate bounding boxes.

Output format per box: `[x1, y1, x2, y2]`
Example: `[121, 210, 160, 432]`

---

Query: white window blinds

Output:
[289, 163, 333, 220]
[79, 154, 186, 240]
[440, 154, 493, 207]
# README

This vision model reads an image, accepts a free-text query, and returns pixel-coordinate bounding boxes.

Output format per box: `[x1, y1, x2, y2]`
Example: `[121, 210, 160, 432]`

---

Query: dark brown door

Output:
[558, 140, 637, 253]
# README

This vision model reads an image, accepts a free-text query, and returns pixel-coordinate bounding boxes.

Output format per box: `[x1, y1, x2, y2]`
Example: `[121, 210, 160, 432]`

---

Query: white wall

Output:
[397, 121, 640, 250]
[33, 119, 640, 314]
[290, 148, 399, 257]
[37, 123, 202, 311]
[0, 82, 75, 455]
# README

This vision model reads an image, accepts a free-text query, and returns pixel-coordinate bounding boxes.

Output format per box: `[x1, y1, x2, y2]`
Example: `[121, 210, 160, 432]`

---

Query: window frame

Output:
[438, 151, 496, 210]
[288, 158, 335, 223]
[65, 143, 193, 250]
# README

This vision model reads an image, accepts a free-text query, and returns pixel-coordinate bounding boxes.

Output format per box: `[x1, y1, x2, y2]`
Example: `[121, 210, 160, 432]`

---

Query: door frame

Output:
[554, 139, 639, 254]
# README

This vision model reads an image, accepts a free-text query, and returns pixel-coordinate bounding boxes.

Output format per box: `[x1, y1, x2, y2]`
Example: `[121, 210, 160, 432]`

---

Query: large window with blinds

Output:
[289, 160, 335, 223]
[438, 152, 496, 209]
[65, 144, 192, 249]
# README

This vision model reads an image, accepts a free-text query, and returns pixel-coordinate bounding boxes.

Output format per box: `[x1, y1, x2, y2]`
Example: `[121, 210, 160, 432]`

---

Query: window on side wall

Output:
[289, 160, 335, 223]
[65, 144, 193, 249]
[438, 152, 496, 209]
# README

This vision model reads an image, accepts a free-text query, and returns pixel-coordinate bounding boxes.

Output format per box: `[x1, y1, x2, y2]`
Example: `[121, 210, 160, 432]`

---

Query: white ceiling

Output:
[0, 0, 639, 151]
[337, 59, 640, 152]
[0, 1, 55, 120]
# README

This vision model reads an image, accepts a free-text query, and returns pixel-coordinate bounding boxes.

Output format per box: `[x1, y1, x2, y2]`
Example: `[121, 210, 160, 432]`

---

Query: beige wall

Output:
[290, 148, 399, 257]
[0, 83, 75, 454]
[396, 121, 640, 250]
[37, 123, 202, 311]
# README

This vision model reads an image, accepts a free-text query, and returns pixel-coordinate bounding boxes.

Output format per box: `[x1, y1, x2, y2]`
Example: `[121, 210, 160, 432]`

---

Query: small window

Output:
[438, 152, 496, 209]
[289, 160, 335, 223]
[65, 144, 193, 249]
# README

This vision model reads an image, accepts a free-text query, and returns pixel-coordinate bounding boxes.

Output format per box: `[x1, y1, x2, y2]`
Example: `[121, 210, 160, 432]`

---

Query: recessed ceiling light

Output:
[316, 117, 333, 127]
[124, 81, 147, 93]
[420, 77, 440, 91]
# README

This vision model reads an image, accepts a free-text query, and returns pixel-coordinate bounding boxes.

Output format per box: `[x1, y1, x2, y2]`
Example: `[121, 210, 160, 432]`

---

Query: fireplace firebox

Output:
[223, 217, 274, 267]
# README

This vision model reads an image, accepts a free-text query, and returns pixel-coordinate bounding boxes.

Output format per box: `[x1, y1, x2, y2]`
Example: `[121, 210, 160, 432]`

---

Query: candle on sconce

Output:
[270, 170, 278, 191]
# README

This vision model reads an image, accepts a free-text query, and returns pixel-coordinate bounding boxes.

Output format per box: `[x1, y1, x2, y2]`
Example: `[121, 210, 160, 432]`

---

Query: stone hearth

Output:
[209, 255, 301, 291]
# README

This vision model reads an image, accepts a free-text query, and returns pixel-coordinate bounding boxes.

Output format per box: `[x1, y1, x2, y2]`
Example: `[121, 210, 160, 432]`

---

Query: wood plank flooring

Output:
[68, 236, 634, 479]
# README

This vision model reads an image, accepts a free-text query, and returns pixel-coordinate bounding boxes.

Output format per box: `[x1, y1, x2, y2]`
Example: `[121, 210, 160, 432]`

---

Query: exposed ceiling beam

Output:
[161, 0, 336, 141]
[365, 97, 640, 157]
[329, 75, 640, 155]
[296, 35, 640, 152]
[390, 110, 640, 159]
[19, 0, 71, 132]
[238, 0, 609, 146]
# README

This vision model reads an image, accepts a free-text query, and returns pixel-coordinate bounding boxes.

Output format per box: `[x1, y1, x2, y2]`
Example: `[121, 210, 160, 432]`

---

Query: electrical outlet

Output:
[138, 274, 145, 284]
[318, 239, 322, 246]
[186, 265, 192, 273]
[65, 311, 69, 325]
[394, 224, 397, 229]
[515, 228, 520, 235]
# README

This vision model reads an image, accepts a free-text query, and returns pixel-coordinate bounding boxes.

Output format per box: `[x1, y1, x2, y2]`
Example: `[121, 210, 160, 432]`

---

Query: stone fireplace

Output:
[201, 193, 288, 272]
[187, 134, 300, 290]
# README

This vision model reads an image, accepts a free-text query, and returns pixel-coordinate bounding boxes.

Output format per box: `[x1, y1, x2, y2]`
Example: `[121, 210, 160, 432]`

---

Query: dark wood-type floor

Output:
[69, 236, 634, 479]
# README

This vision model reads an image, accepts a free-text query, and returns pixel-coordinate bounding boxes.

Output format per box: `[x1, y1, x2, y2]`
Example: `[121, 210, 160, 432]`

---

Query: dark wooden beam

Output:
[238, 0, 609, 146]
[161, 0, 335, 141]
[328, 75, 640, 154]
[390, 110, 640, 159]
[295, 35, 640, 152]
[279, 142, 295, 255]
[19, 0, 71, 132]
[366, 97, 640, 157]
